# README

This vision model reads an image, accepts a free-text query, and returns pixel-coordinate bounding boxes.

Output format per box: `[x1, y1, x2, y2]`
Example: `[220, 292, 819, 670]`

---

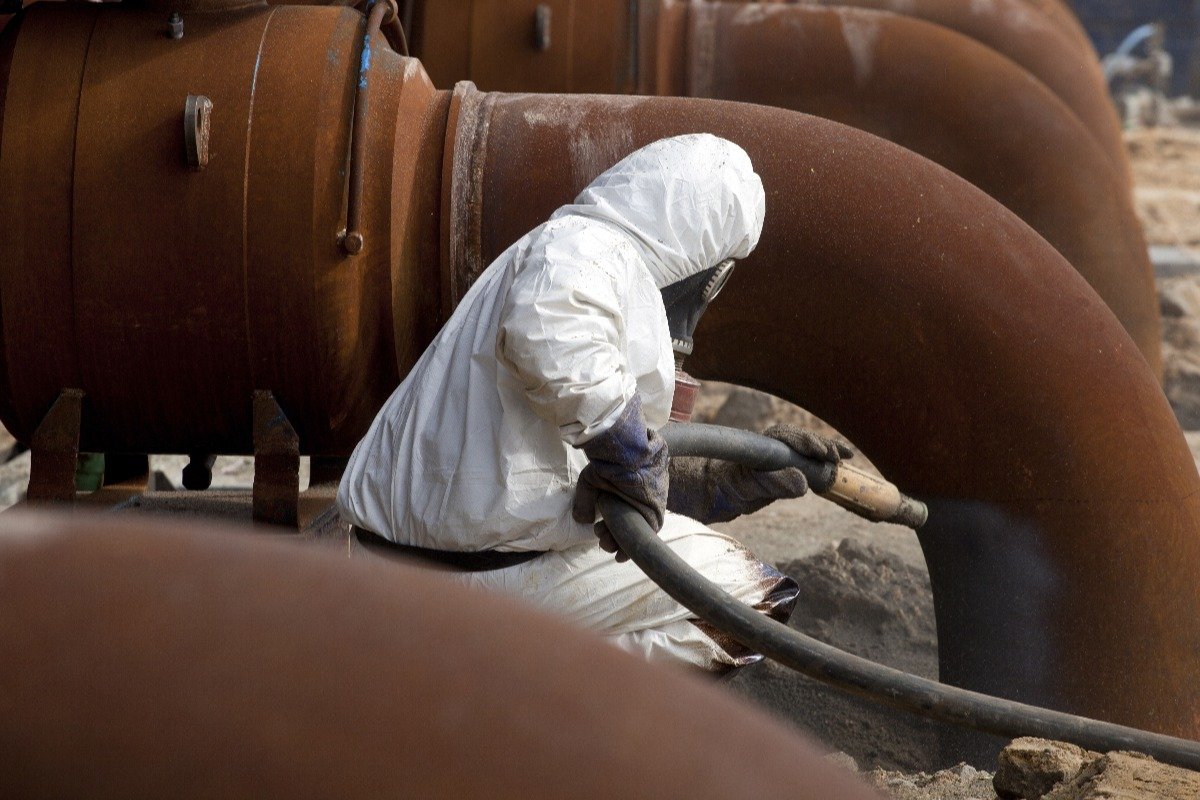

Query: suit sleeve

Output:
[496, 223, 638, 447]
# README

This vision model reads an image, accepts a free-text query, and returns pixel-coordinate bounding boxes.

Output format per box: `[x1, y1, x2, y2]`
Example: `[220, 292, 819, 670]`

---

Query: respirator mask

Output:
[659, 259, 737, 421]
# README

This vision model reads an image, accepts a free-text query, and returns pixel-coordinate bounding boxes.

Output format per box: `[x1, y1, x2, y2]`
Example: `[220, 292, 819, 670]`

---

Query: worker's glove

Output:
[667, 424, 853, 525]
[573, 395, 669, 562]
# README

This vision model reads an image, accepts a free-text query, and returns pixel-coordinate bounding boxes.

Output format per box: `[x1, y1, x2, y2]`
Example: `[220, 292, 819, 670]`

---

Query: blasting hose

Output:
[662, 423, 927, 528]
[597, 423, 1200, 771]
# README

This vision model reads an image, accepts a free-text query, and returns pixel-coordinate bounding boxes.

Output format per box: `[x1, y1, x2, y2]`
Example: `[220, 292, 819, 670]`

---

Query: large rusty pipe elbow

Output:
[442, 84, 1200, 740]
[789, 0, 1129, 187]
[651, 3, 1160, 374]
[411, 1, 1156, 372]
[1021, 0, 1096, 56]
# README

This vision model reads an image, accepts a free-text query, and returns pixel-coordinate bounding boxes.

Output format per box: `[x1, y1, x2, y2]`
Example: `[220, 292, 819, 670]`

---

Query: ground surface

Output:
[1129, 127, 1200, 249]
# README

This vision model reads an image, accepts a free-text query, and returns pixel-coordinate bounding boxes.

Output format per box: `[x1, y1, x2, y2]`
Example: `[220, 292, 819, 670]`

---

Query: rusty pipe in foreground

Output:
[444, 84, 1200, 739]
[0, 513, 882, 799]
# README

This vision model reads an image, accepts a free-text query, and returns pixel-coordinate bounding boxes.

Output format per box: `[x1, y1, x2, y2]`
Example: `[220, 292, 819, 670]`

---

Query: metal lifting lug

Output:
[534, 4, 551, 51]
[183, 95, 212, 169]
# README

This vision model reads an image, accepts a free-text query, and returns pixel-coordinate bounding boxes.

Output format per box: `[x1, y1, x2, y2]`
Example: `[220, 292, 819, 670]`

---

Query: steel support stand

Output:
[252, 390, 300, 529]
[27, 388, 84, 503]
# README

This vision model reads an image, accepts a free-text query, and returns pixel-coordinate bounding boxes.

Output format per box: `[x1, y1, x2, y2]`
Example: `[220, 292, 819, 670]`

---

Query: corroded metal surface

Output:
[412, 0, 1158, 371]
[0, 4, 430, 455]
[444, 84, 1200, 739]
[251, 390, 300, 528]
[663, 3, 1160, 372]
[414, 0, 636, 94]
[1020, 0, 1096, 55]
[788, 0, 1129, 186]
[0, 513, 882, 799]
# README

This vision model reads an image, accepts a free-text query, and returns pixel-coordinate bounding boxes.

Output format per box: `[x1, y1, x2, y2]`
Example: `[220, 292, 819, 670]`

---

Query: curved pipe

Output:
[658, 3, 1158, 373]
[790, 0, 1129, 187]
[443, 83, 1200, 739]
[1021, 0, 1097, 56]
[411, 1, 1158, 372]
[407, 0, 1123, 183]
[597, 494, 1200, 771]
[0, 513, 881, 799]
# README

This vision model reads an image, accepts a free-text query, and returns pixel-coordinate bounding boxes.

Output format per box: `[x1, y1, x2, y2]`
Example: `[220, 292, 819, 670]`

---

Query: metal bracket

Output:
[184, 94, 212, 169]
[534, 4, 552, 51]
[252, 390, 300, 529]
[27, 388, 84, 503]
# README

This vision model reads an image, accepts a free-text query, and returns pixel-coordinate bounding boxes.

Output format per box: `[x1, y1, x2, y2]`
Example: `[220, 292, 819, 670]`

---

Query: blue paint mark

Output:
[358, 36, 371, 89]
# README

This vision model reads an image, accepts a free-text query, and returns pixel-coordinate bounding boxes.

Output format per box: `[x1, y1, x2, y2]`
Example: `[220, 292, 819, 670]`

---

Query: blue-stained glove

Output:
[667, 424, 853, 524]
[572, 394, 669, 562]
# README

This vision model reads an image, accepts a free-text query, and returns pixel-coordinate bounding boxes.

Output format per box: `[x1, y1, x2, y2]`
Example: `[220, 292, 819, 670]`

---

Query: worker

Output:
[338, 133, 851, 673]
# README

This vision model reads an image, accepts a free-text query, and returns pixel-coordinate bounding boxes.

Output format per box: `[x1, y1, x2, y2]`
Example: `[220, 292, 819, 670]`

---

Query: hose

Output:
[596, 424, 1200, 771]
[662, 423, 928, 529]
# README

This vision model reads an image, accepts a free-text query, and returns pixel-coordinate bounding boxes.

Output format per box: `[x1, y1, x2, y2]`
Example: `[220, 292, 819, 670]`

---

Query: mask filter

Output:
[660, 260, 737, 421]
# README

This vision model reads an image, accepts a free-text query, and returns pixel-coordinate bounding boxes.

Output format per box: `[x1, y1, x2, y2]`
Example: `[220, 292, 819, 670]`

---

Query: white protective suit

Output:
[339, 133, 789, 671]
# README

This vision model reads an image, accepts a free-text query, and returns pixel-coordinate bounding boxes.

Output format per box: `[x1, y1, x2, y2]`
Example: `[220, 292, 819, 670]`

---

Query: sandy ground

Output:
[1128, 128, 1200, 249]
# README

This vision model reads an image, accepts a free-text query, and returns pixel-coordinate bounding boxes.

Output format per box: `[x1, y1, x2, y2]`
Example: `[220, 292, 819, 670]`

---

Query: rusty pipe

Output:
[651, 3, 1159, 373]
[0, 513, 883, 799]
[1019, 0, 1096, 56]
[408, 0, 1120, 181]
[787, 0, 1129, 188]
[442, 83, 1200, 740]
[0, 3, 447, 455]
[411, 1, 1158, 373]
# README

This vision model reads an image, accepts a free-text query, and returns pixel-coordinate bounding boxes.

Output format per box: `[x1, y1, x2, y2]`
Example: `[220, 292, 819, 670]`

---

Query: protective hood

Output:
[550, 133, 766, 289]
